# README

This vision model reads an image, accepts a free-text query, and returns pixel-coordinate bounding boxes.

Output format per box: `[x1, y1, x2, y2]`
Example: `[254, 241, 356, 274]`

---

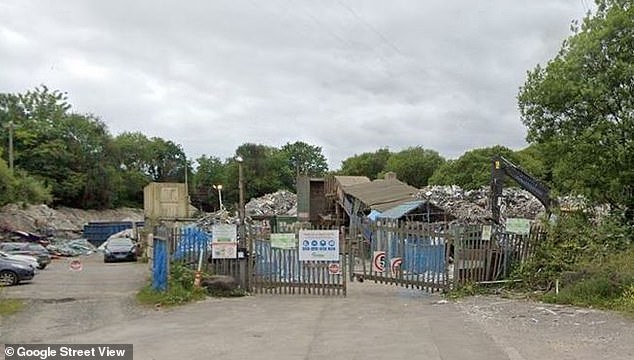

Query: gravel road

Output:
[1, 256, 632, 360]
[456, 295, 634, 360]
[0, 253, 149, 343]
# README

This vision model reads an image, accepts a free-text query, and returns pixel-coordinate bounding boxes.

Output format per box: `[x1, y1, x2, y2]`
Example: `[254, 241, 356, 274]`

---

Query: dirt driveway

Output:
[0, 253, 149, 343]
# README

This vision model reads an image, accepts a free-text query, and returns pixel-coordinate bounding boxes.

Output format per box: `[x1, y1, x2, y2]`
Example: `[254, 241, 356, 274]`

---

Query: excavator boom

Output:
[491, 155, 552, 224]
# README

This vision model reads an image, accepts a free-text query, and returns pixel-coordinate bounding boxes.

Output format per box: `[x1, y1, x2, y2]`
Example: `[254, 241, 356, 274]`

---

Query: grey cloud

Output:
[0, 0, 590, 170]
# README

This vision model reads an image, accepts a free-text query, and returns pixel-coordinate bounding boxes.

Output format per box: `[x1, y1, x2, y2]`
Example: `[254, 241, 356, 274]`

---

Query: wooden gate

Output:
[249, 224, 347, 296]
[348, 218, 543, 291]
[348, 218, 451, 292]
[452, 224, 545, 285]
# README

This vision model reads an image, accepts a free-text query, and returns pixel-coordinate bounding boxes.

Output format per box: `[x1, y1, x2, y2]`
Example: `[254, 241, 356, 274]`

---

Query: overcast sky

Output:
[0, 0, 591, 169]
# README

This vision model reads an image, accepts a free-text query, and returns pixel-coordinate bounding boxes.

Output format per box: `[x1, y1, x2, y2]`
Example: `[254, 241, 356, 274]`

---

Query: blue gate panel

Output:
[172, 226, 210, 261]
[153, 238, 168, 291]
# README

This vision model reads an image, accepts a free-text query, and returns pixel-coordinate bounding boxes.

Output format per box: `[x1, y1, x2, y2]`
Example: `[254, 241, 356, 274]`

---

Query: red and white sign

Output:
[372, 251, 386, 273]
[328, 263, 341, 275]
[390, 257, 403, 276]
[69, 259, 82, 271]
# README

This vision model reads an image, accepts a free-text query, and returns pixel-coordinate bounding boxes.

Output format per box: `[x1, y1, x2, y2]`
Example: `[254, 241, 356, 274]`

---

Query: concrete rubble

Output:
[0, 203, 143, 238]
[416, 185, 546, 222]
[193, 190, 297, 232]
[245, 190, 297, 217]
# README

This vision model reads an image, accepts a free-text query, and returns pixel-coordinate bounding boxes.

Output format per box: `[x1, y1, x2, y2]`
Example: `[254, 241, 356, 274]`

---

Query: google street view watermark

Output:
[3, 344, 133, 360]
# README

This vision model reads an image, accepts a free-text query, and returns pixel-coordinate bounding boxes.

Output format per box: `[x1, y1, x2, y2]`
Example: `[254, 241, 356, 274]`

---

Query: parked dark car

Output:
[0, 242, 52, 269]
[103, 237, 137, 263]
[0, 257, 35, 285]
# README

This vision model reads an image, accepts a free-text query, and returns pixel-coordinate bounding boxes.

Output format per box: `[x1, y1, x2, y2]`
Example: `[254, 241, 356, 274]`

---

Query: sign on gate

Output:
[299, 229, 339, 261]
[372, 251, 386, 272]
[328, 263, 341, 275]
[271, 233, 296, 249]
[211, 242, 237, 259]
[505, 218, 531, 235]
[481, 224, 492, 240]
[390, 257, 402, 276]
[212, 224, 238, 259]
[212, 224, 237, 242]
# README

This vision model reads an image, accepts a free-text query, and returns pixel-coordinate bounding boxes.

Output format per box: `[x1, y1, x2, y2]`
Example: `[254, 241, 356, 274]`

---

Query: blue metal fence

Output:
[152, 237, 168, 291]
[171, 226, 210, 262]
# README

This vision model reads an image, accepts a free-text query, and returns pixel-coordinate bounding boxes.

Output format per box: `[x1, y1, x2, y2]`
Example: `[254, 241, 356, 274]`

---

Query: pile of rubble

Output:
[47, 238, 97, 257]
[193, 190, 298, 232]
[416, 185, 546, 222]
[0, 203, 143, 238]
[245, 190, 297, 217]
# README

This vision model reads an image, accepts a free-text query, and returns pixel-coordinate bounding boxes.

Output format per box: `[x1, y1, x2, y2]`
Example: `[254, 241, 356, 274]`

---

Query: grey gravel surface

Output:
[456, 295, 634, 360]
[0, 253, 149, 343]
[1, 256, 632, 360]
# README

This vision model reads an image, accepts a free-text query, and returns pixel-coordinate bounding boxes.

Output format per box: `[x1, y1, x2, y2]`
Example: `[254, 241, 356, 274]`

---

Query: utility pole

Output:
[8, 120, 14, 172]
[236, 156, 245, 248]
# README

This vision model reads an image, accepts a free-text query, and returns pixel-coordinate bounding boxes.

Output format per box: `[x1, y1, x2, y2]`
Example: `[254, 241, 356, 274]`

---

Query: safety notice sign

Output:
[298, 229, 339, 261]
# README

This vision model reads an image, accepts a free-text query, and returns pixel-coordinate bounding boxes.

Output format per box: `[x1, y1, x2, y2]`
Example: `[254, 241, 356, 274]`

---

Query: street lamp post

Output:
[236, 156, 245, 248]
[212, 184, 224, 211]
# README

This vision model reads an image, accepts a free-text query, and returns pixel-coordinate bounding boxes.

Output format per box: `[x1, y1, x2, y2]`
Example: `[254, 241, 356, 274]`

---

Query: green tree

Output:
[147, 138, 187, 182]
[382, 147, 445, 188]
[429, 146, 545, 190]
[113, 132, 154, 174]
[191, 155, 226, 211]
[112, 132, 189, 207]
[0, 86, 118, 208]
[518, 0, 634, 214]
[221, 143, 292, 207]
[0, 149, 51, 206]
[112, 132, 153, 207]
[339, 148, 391, 179]
[281, 141, 328, 178]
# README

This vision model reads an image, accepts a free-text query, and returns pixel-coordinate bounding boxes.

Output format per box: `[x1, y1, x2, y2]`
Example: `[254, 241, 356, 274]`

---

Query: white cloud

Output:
[0, 0, 590, 169]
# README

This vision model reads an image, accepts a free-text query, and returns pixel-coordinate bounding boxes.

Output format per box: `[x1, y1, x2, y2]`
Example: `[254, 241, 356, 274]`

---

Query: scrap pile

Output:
[416, 185, 545, 222]
[245, 190, 297, 217]
[193, 190, 297, 233]
[47, 238, 97, 257]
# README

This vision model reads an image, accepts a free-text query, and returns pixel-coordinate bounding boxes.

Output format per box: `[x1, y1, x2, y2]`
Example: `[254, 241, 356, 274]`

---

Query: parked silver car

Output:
[0, 242, 52, 269]
[0, 250, 39, 270]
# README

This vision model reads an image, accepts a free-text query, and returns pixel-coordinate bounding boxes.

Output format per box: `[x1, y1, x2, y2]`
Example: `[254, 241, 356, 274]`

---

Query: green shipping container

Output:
[270, 216, 297, 233]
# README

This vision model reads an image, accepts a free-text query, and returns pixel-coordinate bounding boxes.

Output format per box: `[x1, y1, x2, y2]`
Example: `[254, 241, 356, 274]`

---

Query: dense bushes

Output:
[513, 210, 633, 313]
[0, 154, 52, 207]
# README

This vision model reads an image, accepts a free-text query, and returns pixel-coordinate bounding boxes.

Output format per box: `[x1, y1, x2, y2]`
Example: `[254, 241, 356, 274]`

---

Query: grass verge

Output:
[136, 284, 206, 307]
[0, 298, 24, 316]
[539, 248, 634, 316]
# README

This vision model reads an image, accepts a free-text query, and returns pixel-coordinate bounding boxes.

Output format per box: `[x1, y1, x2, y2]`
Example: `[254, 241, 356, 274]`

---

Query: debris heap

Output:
[245, 190, 297, 217]
[416, 185, 546, 222]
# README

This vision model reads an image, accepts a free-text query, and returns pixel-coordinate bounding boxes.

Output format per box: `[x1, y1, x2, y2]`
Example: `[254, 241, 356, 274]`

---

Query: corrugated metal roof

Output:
[334, 176, 370, 188]
[344, 179, 419, 212]
[378, 200, 425, 219]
